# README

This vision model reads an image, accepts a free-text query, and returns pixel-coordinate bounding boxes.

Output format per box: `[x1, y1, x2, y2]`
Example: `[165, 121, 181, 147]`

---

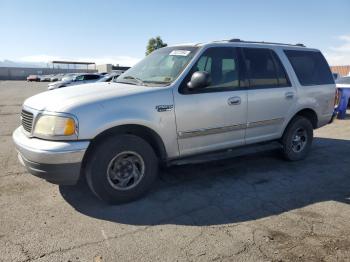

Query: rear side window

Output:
[243, 48, 290, 88]
[284, 50, 334, 86]
[270, 51, 290, 87]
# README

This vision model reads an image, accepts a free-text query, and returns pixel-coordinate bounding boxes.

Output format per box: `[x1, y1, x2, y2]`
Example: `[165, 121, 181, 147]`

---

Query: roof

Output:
[191, 39, 309, 49]
[51, 61, 95, 65]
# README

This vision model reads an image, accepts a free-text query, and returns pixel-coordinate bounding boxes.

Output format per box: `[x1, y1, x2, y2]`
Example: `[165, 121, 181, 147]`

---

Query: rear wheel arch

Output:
[295, 108, 318, 129]
[284, 108, 318, 134]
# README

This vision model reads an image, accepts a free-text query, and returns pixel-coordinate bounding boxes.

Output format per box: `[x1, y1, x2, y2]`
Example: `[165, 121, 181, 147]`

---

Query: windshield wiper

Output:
[121, 75, 145, 86]
[143, 80, 172, 86]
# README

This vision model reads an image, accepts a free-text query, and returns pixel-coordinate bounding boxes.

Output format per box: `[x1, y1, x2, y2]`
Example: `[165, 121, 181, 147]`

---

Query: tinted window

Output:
[284, 50, 334, 86]
[181, 47, 241, 93]
[243, 48, 278, 88]
[84, 74, 100, 80]
[270, 51, 291, 87]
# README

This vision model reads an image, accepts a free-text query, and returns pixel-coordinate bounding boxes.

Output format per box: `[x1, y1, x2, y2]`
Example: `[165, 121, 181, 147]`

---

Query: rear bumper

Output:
[13, 127, 90, 185]
[317, 113, 334, 128]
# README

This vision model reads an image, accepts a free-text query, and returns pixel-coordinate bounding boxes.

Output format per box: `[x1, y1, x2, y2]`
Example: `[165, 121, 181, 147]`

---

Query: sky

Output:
[0, 0, 349, 66]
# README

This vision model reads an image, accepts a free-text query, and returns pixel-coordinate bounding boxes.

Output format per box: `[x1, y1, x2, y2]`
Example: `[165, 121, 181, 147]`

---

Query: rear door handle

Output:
[285, 92, 295, 99]
[228, 96, 241, 105]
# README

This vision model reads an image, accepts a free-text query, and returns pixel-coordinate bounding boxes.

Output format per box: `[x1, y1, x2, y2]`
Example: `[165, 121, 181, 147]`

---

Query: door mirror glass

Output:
[187, 71, 211, 89]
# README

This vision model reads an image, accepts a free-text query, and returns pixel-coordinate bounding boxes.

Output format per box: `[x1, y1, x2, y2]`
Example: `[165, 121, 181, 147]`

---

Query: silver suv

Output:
[13, 39, 335, 203]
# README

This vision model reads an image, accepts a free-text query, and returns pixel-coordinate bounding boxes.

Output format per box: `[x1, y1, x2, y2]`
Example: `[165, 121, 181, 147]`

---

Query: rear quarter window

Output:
[284, 50, 334, 86]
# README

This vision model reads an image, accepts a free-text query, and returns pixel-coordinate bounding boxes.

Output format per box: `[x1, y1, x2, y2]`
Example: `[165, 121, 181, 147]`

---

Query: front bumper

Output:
[12, 127, 90, 185]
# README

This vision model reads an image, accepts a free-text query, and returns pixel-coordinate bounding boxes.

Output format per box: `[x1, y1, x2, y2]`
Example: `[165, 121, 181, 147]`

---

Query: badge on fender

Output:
[156, 105, 173, 112]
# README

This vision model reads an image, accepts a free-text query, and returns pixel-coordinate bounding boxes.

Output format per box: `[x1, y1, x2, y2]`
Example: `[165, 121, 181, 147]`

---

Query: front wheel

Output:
[85, 134, 158, 204]
[281, 116, 313, 161]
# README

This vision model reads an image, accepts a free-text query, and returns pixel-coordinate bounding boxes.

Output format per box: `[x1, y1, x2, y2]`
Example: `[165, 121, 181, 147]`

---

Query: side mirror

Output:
[187, 71, 211, 90]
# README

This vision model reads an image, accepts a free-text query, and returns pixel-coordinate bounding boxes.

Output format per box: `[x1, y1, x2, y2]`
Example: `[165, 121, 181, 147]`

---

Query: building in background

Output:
[97, 64, 130, 74]
[330, 65, 350, 77]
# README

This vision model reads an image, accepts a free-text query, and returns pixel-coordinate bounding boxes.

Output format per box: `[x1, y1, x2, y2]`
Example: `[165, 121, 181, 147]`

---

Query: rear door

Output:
[242, 48, 297, 144]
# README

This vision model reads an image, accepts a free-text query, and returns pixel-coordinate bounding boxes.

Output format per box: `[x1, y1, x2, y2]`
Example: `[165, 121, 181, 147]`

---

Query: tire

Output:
[281, 116, 313, 161]
[85, 134, 158, 204]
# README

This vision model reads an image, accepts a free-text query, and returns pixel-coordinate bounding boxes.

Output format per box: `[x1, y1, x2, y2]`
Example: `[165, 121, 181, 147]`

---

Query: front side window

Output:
[116, 46, 198, 86]
[180, 47, 241, 93]
[75, 75, 84, 81]
[284, 50, 334, 86]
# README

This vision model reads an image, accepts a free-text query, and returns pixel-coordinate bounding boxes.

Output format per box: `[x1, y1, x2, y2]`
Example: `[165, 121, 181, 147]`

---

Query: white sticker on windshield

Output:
[169, 50, 191, 56]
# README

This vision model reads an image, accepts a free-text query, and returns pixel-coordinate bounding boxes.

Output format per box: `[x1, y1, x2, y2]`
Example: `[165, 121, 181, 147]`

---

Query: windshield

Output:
[62, 75, 75, 82]
[336, 77, 350, 85]
[116, 46, 198, 86]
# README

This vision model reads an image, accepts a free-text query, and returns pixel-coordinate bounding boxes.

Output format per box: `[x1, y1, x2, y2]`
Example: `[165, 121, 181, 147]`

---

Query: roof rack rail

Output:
[227, 38, 305, 47]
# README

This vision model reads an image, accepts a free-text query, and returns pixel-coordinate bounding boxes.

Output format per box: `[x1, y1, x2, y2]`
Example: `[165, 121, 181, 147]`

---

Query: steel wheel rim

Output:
[106, 151, 145, 190]
[291, 128, 307, 153]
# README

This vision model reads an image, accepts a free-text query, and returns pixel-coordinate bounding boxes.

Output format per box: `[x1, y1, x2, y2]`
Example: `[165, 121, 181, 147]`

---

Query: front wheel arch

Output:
[82, 124, 167, 172]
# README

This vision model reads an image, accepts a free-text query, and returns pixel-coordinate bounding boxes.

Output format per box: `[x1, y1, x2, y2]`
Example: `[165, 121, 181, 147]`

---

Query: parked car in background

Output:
[26, 75, 40, 82]
[14, 40, 335, 203]
[39, 75, 52, 82]
[61, 73, 80, 82]
[48, 73, 102, 90]
[334, 76, 350, 117]
[336, 76, 350, 87]
[96, 72, 121, 82]
[49, 74, 65, 82]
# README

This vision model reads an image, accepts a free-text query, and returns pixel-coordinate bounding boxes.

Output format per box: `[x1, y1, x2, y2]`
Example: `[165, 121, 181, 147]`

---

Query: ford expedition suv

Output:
[13, 39, 335, 203]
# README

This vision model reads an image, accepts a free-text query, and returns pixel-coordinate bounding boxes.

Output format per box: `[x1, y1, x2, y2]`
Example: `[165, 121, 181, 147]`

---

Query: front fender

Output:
[73, 88, 180, 159]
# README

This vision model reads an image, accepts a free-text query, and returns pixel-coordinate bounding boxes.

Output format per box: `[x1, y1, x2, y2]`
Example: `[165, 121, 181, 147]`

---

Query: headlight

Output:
[33, 114, 78, 139]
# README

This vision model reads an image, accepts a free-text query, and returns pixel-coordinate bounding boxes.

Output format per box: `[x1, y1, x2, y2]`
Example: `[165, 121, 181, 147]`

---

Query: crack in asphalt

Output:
[1, 171, 27, 178]
[0, 112, 20, 116]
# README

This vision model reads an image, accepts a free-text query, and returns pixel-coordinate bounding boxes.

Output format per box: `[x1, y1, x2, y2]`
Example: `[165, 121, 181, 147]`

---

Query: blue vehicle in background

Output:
[334, 76, 350, 119]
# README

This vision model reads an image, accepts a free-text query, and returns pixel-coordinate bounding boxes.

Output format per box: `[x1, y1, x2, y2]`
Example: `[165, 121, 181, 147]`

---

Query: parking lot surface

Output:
[0, 81, 350, 262]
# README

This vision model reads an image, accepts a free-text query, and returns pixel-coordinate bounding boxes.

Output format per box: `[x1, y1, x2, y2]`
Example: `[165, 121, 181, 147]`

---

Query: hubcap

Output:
[107, 151, 145, 190]
[291, 128, 307, 153]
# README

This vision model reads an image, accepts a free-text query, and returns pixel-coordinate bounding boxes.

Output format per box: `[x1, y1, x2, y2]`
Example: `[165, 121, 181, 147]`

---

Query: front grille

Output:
[21, 110, 34, 133]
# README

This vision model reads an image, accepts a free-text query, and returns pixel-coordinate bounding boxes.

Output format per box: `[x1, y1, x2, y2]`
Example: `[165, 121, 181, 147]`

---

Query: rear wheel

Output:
[281, 116, 313, 161]
[86, 134, 158, 204]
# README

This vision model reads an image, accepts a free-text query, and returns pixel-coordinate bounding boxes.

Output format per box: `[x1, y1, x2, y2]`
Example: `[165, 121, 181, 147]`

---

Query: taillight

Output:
[334, 88, 341, 107]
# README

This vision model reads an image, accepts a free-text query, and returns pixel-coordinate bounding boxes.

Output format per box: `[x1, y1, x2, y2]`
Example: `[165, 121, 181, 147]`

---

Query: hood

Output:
[24, 82, 161, 112]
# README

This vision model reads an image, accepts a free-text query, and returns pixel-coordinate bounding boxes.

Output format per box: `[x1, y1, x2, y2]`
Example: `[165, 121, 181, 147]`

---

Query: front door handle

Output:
[228, 96, 241, 105]
[285, 92, 295, 99]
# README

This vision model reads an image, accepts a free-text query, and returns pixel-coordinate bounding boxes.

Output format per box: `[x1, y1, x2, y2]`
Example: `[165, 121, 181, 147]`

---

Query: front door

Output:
[173, 47, 247, 156]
